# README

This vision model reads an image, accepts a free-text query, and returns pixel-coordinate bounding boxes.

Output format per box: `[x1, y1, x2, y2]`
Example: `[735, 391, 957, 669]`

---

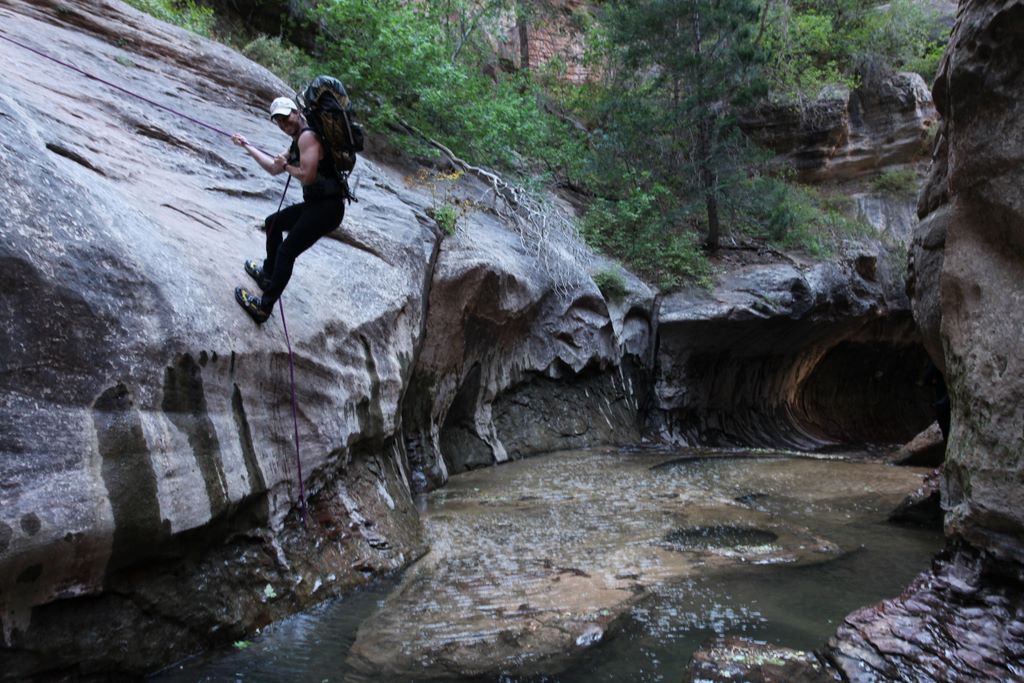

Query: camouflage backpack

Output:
[299, 75, 364, 178]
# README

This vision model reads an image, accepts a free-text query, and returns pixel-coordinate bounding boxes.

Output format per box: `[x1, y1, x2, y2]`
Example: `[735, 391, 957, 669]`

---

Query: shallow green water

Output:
[155, 448, 942, 683]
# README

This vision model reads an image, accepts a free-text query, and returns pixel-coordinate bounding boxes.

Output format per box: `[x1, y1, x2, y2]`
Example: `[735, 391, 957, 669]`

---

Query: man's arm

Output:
[231, 134, 287, 175]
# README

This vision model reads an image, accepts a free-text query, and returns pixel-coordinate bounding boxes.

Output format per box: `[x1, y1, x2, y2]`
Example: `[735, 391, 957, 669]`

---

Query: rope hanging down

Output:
[1, 28, 307, 524]
[269, 177, 308, 527]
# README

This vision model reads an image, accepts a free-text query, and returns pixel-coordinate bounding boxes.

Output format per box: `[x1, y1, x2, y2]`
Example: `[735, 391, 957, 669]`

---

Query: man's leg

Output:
[262, 203, 307, 277]
[259, 199, 345, 310]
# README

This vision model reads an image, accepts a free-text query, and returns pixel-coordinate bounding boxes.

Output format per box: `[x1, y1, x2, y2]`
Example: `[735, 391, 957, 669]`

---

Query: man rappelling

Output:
[231, 95, 346, 324]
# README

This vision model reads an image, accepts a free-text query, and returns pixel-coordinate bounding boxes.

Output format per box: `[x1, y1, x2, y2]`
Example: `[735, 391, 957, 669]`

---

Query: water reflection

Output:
[155, 448, 941, 683]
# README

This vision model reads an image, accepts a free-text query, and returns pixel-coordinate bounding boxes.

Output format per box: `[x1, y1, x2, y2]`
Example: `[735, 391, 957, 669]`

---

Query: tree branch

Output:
[396, 118, 589, 292]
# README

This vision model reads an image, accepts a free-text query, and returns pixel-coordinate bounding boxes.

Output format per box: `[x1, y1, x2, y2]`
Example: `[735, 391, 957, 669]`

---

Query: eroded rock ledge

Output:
[739, 71, 936, 184]
[652, 254, 937, 450]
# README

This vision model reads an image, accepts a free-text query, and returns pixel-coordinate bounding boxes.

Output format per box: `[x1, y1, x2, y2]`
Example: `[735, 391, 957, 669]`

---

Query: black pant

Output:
[261, 197, 344, 310]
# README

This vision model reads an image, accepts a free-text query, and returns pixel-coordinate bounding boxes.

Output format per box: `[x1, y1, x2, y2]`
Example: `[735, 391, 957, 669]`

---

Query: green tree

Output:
[761, 0, 946, 99]
[602, 0, 764, 251]
[761, 3, 854, 103]
[310, 0, 567, 169]
[844, 0, 943, 83]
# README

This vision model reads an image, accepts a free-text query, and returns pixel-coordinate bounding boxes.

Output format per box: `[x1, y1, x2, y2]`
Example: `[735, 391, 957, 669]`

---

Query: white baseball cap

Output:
[269, 96, 298, 120]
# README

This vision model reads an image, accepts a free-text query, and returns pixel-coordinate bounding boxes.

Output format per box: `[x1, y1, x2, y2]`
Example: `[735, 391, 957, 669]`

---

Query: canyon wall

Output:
[0, 0, 986, 680]
[0, 0, 646, 677]
[827, 2, 1024, 680]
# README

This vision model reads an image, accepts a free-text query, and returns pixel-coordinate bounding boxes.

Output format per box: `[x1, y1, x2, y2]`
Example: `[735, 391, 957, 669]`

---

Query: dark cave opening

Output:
[654, 313, 943, 450]
[796, 339, 939, 446]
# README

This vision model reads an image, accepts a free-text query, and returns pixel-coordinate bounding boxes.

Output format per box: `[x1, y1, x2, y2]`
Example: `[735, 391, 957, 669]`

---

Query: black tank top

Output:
[289, 127, 341, 201]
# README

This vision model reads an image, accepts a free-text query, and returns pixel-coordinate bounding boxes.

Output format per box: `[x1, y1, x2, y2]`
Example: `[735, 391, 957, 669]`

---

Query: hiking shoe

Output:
[244, 259, 271, 290]
[235, 286, 271, 324]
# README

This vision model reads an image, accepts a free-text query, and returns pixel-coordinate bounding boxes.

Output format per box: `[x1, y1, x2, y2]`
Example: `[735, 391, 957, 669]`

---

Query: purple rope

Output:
[278, 296, 307, 527]
[0, 31, 272, 155]
[267, 176, 307, 527]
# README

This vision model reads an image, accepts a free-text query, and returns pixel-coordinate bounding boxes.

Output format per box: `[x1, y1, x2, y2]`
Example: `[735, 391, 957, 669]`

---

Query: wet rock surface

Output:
[1, 455, 424, 681]
[345, 450, 930, 679]
[0, 2, 437, 672]
[827, 544, 1024, 682]
[684, 636, 842, 683]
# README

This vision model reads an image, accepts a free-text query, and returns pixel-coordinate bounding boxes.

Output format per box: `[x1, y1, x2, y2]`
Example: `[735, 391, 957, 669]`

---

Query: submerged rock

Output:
[684, 636, 842, 683]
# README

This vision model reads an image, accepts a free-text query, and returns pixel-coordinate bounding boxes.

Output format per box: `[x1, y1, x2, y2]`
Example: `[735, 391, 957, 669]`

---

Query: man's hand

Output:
[273, 154, 288, 173]
[231, 133, 248, 147]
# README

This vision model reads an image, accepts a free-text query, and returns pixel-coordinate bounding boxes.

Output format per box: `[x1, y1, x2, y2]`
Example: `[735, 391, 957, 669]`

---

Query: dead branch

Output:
[397, 119, 590, 293]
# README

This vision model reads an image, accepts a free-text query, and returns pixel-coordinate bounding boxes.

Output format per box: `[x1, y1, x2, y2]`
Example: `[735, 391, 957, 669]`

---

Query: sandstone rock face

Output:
[0, 0, 432, 672]
[928, 0, 1024, 564]
[401, 184, 654, 488]
[855, 191, 920, 245]
[0, 0, 644, 676]
[827, 1, 1024, 679]
[740, 89, 851, 180]
[652, 252, 936, 449]
[656, 72, 939, 452]
[520, 0, 592, 81]
[733, 70, 937, 438]
[741, 72, 936, 184]
[487, 0, 593, 82]
[907, 199, 949, 371]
